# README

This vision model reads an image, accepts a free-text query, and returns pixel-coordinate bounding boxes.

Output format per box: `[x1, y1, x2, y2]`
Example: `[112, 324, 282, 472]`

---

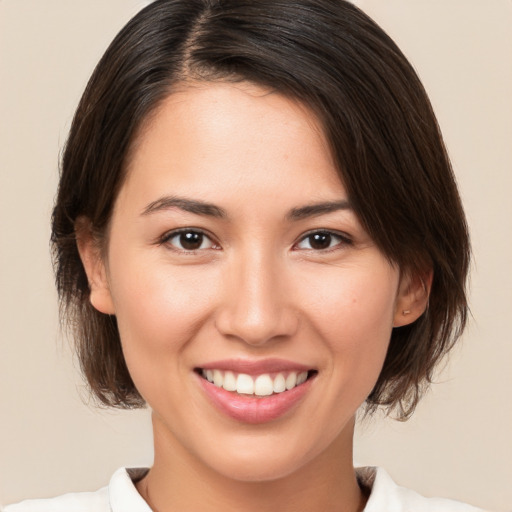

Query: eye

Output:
[295, 230, 351, 251]
[162, 229, 217, 252]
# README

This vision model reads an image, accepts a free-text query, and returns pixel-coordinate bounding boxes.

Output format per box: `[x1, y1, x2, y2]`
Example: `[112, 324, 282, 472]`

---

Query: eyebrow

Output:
[141, 196, 227, 218]
[286, 200, 352, 221]
[141, 196, 351, 221]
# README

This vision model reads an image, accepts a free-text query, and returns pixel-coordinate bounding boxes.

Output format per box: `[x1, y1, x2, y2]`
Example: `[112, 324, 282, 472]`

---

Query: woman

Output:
[4, 0, 486, 510]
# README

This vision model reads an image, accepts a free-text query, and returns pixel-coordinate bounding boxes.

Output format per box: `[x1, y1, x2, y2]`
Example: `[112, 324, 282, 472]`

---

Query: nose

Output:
[215, 251, 299, 346]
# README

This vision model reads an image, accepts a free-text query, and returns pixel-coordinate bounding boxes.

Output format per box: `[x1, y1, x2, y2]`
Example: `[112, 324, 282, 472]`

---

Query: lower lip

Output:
[197, 374, 314, 424]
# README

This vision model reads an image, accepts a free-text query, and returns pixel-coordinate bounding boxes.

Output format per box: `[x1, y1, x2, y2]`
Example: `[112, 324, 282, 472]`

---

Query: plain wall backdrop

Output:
[1, 1, 510, 510]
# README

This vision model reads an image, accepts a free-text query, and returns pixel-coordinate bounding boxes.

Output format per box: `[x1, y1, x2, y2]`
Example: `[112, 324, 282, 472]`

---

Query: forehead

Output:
[121, 81, 346, 209]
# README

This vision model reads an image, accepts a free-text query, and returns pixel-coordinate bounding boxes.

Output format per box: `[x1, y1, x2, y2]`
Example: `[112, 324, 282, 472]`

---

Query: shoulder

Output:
[357, 466, 488, 512]
[3, 468, 151, 512]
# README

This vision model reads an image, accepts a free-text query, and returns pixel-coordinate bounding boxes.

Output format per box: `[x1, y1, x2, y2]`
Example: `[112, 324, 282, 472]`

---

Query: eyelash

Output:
[159, 228, 352, 253]
[159, 228, 219, 253]
[293, 230, 352, 252]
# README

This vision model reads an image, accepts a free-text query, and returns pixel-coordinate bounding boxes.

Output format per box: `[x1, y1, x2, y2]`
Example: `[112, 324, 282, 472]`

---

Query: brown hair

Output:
[52, 0, 470, 419]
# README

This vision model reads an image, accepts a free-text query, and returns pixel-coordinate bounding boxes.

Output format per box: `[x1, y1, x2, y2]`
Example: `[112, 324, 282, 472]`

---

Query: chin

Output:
[208, 450, 311, 483]
[194, 426, 341, 484]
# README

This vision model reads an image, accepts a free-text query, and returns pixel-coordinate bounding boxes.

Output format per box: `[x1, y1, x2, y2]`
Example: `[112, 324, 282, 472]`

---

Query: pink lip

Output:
[198, 358, 312, 376]
[195, 361, 316, 424]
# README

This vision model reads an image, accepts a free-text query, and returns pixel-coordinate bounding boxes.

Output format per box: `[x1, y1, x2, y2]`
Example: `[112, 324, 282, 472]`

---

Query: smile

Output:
[200, 369, 310, 396]
[196, 362, 317, 424]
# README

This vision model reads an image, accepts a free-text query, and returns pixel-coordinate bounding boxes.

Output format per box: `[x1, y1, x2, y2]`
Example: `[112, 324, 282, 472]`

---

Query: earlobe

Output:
[75, 217, 115, 315]
[393, 269, 432, 327]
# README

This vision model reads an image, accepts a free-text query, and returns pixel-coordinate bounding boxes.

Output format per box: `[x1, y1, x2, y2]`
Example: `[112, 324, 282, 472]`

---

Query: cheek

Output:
[107, 254, 220, 368]
[303, 263, 397, 336]
[301, 263, 397, 382]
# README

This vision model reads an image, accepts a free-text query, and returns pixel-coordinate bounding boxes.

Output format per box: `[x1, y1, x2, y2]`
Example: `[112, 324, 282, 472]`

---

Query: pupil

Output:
[180, 232, 202, 250]
[310, 233, 331, 250]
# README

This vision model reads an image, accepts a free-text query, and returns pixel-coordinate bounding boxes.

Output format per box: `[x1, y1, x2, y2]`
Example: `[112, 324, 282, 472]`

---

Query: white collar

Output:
[107, 466, 484, 512]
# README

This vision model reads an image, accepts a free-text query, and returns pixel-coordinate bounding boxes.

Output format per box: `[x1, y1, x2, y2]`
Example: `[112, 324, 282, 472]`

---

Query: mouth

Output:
[196, 366, 317, 423]
[194, 359, 318, 423]
[196, 368, 318, 397]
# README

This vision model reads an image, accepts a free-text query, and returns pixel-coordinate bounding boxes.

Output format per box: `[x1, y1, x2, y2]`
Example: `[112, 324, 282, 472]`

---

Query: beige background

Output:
[0, 1, 510, 510]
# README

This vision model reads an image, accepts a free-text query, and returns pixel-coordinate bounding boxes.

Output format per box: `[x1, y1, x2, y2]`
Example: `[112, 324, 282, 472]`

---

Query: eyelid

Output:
[159, 227, 220, 252]
[293, 229, 353, 251]
[157, 227, 351, 253]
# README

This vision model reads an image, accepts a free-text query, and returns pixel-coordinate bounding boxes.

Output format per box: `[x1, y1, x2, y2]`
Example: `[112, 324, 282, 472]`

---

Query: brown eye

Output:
[180, 232, 204, 250]
[296, 231, 351, 251]
[165, 230, 215, 251]
[308, 233, 332, 250]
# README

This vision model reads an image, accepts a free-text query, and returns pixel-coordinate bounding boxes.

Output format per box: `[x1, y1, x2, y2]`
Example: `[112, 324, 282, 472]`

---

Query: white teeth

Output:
[236, 373, 254, 395]
[222, 371, 237, 391]
[254, 375, 274, 396]
[273, 373, 286, 393]
[213, 369, 223, 387]
[285, 372, 297, 390]
[202, 369, 311, 395]
[297, 371, 308, 385]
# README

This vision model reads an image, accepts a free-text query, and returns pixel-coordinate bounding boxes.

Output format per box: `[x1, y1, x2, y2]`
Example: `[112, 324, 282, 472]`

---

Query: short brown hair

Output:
[52, 0, 470, 419]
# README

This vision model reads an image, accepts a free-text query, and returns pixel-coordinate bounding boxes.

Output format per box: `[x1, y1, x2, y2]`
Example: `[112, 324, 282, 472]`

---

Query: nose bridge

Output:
[216, 245, 297, 345]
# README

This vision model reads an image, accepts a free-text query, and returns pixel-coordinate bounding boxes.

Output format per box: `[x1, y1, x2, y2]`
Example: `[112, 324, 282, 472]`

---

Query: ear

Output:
[75, 217, 115, 315]
[393, 269, 432, 327]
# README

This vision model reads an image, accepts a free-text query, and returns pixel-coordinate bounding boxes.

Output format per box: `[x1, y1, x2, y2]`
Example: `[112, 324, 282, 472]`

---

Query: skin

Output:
[78, 82, 428, 512]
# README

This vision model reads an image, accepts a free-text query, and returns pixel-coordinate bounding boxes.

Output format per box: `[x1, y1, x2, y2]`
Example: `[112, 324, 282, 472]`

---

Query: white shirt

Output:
[4, 466, 487, 512]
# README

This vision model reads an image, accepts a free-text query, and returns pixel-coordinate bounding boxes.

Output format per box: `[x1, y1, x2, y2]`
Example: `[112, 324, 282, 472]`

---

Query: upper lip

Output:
[197, 358, 314, 375]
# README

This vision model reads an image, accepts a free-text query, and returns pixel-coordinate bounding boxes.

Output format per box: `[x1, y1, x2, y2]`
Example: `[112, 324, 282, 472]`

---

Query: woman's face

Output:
[85, 82, 414, 481]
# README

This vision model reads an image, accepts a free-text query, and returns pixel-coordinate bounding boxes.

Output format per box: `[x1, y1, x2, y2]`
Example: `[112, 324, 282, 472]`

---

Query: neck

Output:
[136, 414, 366, 512]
